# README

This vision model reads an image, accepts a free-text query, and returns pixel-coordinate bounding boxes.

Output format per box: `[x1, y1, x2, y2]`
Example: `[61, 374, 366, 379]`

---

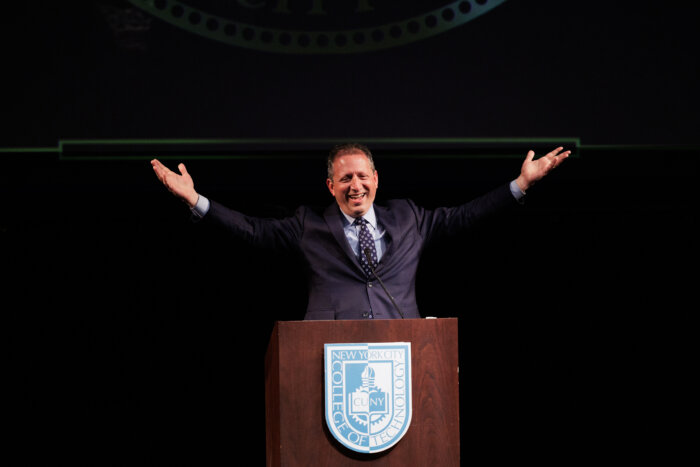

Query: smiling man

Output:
[151, 142, 568, 320]
[326, 145, 379, 218]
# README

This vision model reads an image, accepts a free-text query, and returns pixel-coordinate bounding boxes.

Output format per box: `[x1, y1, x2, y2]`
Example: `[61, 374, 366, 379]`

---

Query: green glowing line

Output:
[2, 137, 583, 161]
[58, 136, 580, 145]
[0, 147, 58, 153]
[579, 144, 700, 150]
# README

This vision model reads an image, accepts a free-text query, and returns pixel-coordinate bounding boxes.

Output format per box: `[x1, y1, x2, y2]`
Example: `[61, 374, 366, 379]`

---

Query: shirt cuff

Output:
[190, 194, 210, 219]
[509, 180, 526, 203]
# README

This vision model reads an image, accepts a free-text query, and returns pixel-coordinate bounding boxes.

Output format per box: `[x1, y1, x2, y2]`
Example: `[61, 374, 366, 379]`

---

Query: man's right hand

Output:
[151, 159, 199, 208]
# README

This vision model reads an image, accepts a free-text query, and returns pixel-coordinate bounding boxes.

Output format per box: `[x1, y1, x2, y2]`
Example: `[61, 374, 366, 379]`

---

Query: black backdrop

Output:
[4, 0, 700, 145]
[4, 1, 696, 465]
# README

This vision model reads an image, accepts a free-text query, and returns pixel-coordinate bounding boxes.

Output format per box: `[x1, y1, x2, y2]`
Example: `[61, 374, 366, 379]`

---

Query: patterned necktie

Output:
[354, 217, 378, 278]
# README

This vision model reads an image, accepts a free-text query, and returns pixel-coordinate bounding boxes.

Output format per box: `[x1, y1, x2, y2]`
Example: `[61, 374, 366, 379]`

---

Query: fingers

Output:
[151, 158, 167, 170]
[151, 159, 169, 183]
[524, 147, 571, 178]
[547, 147, 571, 161]
[545, 147, 571, 171]
[551, 148, 571, 169]
[151, 159, 164, 180]
[151, 158, 167, 173]
[178, 163, 188, 176]
[151, 159, 179, 188]
[545, 146, 565, 158]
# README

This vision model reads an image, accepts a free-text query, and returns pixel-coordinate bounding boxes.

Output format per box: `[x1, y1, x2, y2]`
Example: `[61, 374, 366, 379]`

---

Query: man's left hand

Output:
[515, 146, 570, 192]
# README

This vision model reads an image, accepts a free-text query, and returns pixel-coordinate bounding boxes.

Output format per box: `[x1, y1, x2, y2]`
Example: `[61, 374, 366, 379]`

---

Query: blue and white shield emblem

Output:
[324, 342, 412, 453]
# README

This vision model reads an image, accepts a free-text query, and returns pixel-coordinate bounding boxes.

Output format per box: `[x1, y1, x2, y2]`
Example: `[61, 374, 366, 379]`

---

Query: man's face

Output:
[326, 152, 379, 218]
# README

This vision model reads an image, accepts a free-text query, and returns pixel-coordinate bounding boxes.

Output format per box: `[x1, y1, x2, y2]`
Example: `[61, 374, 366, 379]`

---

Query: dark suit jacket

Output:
[203, 183, 517, 320]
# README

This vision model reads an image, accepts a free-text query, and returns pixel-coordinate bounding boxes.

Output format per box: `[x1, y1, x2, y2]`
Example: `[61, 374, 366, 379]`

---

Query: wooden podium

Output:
[265, 318, 460, 466]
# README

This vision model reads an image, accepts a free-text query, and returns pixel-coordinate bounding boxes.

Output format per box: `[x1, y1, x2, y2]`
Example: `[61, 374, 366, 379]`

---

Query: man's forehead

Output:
[333, 152, 373, 172]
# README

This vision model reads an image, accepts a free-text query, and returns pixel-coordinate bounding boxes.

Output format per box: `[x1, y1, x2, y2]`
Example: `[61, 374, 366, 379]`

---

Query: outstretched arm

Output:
[515, 146, 570, 192]
[151, 159, 199, 208]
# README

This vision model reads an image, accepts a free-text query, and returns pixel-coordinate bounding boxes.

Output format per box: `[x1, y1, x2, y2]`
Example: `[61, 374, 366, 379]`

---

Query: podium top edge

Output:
[273, 317, 458, 325]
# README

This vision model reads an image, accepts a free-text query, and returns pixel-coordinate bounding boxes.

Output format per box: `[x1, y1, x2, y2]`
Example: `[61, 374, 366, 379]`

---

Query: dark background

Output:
[4, 1, 696, 465]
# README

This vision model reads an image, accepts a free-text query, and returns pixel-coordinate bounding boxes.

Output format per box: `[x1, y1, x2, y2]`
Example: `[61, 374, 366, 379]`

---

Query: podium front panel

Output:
[265, 318, 459, 466]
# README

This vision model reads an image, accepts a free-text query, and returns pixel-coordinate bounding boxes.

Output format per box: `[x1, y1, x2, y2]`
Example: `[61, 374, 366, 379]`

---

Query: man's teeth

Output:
[349, 193, 365, 199]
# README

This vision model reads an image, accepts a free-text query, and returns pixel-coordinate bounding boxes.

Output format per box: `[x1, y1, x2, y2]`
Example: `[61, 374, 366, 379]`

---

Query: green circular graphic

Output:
[128, 0, 507, 54]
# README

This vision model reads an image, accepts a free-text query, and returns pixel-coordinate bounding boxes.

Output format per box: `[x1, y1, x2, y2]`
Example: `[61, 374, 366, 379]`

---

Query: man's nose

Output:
[350, 176, 361, 191]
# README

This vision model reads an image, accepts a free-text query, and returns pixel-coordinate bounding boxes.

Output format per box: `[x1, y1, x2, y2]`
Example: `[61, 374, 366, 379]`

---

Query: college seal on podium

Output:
[324, 342, 412, 453]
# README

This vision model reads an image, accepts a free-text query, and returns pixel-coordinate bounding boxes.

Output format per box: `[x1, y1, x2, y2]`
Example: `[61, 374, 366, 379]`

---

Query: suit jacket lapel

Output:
[373, 204, 396, 268]
[323, 203, 364, 272]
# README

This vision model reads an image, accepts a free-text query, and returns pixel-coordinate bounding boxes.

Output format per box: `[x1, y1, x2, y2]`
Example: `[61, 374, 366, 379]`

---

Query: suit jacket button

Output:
[367, 282, 373, 288]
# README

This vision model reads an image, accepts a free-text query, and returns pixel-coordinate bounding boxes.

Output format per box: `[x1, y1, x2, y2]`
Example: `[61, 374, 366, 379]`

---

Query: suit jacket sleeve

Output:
[202, 199, 304, 251]
[409, 182, 518, 243]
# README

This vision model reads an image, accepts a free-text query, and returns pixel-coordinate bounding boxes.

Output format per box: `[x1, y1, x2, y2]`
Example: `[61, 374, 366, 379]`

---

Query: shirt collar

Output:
[340, 205, 377, 230]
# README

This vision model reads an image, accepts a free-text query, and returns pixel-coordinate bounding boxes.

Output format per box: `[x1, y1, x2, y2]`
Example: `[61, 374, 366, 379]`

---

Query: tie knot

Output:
[354, 217, 367, 227]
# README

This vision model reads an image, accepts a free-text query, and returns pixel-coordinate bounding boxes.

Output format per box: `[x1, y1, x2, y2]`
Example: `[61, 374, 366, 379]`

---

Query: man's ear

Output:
[326, 178, 335, 196]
